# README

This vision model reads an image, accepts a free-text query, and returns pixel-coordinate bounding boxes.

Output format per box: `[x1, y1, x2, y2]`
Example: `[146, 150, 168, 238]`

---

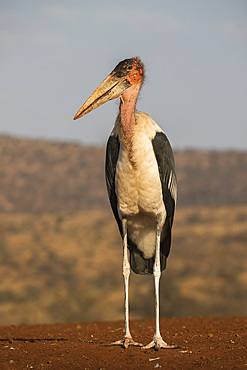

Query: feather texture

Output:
[105, 113, 177, 275]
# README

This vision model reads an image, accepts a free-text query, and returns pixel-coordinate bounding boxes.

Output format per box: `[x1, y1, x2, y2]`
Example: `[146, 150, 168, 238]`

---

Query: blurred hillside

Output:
[0, 206, 246, 325]
[0, 135, 247, 325]
[1, 135, 247, 213]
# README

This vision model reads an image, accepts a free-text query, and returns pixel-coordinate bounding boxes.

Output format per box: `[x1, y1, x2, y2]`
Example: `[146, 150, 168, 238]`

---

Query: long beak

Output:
[73, 72, 129, 120]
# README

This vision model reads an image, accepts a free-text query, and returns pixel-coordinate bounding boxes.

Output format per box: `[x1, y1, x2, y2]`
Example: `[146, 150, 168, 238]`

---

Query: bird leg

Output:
[142, 217, 178, 351]
[108, 218, 142, 348]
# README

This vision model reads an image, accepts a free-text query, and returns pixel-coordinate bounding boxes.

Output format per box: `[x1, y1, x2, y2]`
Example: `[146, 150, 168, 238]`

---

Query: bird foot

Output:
[142, 335, 179, 351]
[104, 335, 143, 349]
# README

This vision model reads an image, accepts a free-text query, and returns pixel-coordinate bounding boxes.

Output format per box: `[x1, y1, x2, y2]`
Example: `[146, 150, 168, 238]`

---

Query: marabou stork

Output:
[74, 57, 178, 350]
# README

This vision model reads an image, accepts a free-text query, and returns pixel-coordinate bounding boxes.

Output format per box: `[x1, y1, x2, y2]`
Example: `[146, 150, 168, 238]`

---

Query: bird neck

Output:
[119, 82, 141, 151]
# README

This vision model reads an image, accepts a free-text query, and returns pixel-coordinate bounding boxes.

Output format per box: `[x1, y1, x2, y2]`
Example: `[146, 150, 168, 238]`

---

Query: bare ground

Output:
[0, 317, 246, 369]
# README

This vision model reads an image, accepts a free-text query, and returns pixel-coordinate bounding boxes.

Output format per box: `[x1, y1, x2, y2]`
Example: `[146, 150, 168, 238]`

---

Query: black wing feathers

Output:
[105, 131, 177, 276]
[105, 133, 122, 236]
[152, 132, 177, 224]
[152, 132, 177, 265]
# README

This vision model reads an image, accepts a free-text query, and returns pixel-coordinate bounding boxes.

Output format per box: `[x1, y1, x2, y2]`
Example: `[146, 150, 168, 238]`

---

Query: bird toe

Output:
[103, 335, 142, 349]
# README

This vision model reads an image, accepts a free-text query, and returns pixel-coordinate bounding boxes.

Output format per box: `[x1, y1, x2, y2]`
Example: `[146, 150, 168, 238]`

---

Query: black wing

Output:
[105, 132, 153, 275]
[128, 131, 177, 275]
[152, 131, 177, 262]
[105, 132, 122, 235]
[105, 130, 177, 276]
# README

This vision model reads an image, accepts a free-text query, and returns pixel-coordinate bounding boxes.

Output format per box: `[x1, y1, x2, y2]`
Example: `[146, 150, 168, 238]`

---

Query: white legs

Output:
[142, 218, 178, 350]
[122, 218, 131, 339]
[108, 218, 142, 348]
[107, 217, 177, 350]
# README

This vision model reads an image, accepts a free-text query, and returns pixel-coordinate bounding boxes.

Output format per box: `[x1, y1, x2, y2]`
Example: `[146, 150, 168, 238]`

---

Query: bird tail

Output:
[129, 244, 167, 275]
[128, 222, 172, 275]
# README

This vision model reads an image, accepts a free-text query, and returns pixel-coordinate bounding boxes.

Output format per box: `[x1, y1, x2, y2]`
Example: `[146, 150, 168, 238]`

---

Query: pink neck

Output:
[120, 82, 141, 150]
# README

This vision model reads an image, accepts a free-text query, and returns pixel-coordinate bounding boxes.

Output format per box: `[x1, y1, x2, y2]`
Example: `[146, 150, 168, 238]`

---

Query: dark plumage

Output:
[105, 131, 176, 275]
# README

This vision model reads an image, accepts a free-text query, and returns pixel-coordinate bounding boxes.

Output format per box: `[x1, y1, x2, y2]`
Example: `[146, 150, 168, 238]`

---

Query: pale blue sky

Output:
[1, 0, 246, 149]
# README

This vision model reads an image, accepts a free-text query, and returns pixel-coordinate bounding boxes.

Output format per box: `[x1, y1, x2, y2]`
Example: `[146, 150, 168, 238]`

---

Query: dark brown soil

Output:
[0, 317, 246, 369]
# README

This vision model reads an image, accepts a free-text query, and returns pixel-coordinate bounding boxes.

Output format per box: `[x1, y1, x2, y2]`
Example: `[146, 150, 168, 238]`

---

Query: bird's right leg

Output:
[142, 216, 179, 350]
[108, 218, 142, 349]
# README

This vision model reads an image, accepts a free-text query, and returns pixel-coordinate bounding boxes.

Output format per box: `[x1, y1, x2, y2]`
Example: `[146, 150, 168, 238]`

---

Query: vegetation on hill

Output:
[0, 206, 246, 325]
[1, 135, 247, 213]
[0, 135, 246, 325]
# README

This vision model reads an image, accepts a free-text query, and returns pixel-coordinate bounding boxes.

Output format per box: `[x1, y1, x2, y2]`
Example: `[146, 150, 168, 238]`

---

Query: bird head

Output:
[74, 57, 144, 120]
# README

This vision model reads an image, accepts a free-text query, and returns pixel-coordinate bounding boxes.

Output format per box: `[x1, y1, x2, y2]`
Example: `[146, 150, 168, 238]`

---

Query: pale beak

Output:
[73, 72, 129, 120]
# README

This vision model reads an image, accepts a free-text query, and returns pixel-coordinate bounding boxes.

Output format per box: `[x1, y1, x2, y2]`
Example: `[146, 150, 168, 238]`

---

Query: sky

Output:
[0, 0, 247, 149]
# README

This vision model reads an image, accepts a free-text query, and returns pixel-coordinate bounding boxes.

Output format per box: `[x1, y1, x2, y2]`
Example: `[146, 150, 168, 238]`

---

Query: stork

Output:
[74, 57, 178, 350]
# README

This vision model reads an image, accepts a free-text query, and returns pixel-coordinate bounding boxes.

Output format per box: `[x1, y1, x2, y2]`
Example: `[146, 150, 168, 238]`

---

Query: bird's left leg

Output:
[108, 218, 142, 349]
[142, 216, 178, 350]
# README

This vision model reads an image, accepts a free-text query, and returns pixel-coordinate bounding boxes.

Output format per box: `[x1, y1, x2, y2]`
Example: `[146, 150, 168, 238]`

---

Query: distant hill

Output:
[0, 135, 247, 325]
[0, 135, 247, 213]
